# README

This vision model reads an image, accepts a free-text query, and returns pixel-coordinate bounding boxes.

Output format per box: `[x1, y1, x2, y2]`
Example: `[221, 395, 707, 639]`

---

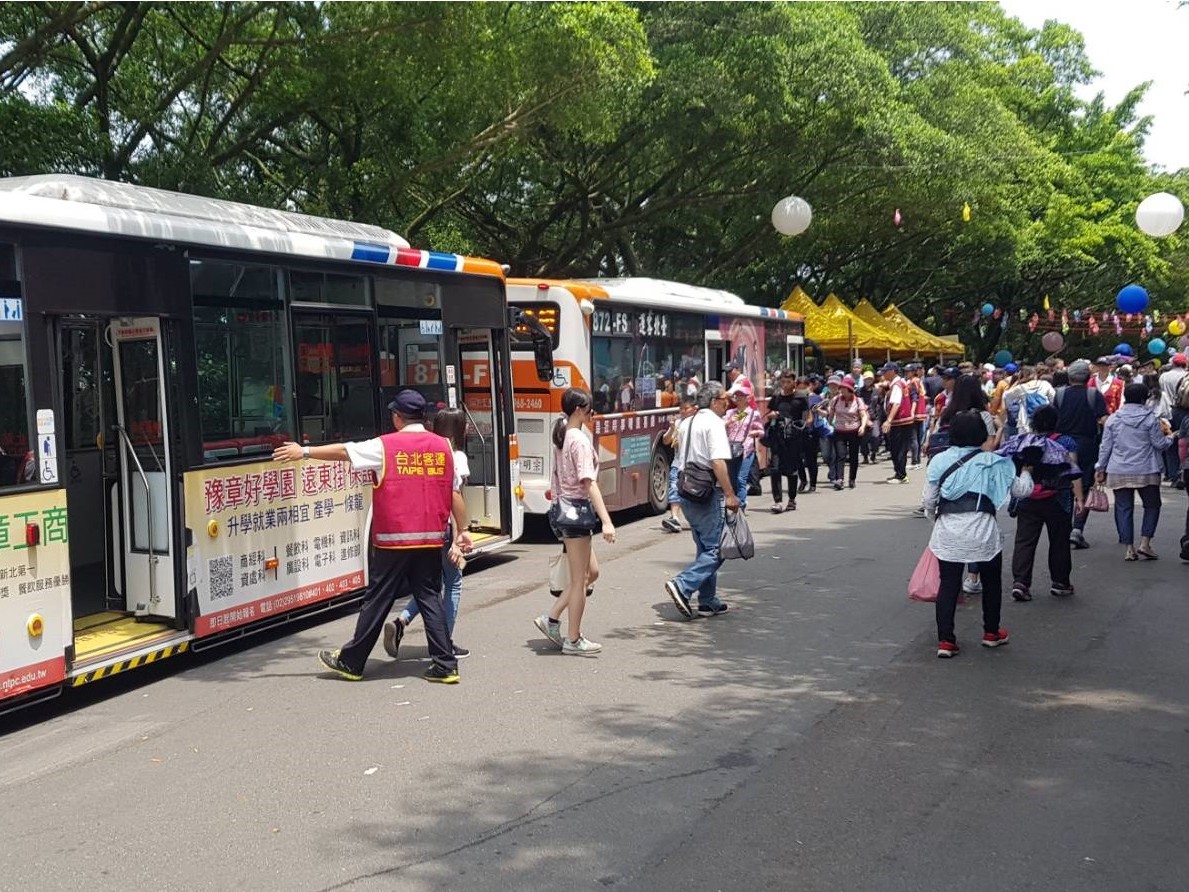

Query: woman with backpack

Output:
[1003, 405, 1084, 600]
[827, 374, 869, 489]
[923, 411, 1035, 658]
[1095, 382, 1175, 561]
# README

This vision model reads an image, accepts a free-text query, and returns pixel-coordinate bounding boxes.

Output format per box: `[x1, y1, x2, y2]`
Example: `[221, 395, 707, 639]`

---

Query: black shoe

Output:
[382, 620, 404, 658]
[317, 649, 362, 681]
[665, 579, 692, 618]
[453, 644, 471, 659]
[424, 663, 460, 684]
[798, 482, 808, 493]
[696, 601, 729, 617]
[847, 480, 856, 489]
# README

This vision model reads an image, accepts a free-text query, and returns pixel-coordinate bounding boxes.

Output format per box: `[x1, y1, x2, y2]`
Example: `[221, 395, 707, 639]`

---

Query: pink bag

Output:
[908, 545, 940, 602]
[1085, 485, 1110, 513]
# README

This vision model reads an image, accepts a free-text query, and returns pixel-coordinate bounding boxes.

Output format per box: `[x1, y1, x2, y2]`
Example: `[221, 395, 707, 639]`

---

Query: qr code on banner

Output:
[209, 556, 234, 601]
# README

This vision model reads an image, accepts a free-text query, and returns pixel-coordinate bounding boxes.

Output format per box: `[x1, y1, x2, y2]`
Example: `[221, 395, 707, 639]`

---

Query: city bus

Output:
[0, 175, 548, 713]
[507, 277, 806, 516]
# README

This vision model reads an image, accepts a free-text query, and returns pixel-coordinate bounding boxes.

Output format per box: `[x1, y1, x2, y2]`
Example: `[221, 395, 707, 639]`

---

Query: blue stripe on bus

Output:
[351, 242, 391, 264]
[425, 251, 461, 271]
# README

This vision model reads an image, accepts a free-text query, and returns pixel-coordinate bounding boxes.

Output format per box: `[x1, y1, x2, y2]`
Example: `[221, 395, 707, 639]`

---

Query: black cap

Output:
[904, 362, 923, 372]
[879, 361, 901, 374]
[940, 367, 960, 379]
[387, 389, 427, 418]
[724, 361, 741, 372]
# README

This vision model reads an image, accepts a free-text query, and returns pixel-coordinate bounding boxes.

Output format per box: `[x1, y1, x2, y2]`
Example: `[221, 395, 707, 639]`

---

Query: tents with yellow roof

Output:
[781, 286, 908, 353]
[881, 302, 965, 358]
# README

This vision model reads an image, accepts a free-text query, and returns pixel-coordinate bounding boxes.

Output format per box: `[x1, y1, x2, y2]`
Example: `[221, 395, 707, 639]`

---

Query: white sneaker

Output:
[562, 636, 602, 656]
[962, 577, 983, 595]
[533, 614, 564, 649]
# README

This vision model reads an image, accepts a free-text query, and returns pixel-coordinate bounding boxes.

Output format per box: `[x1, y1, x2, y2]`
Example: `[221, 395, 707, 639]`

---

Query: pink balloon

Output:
[1041, 331, 1064, 353]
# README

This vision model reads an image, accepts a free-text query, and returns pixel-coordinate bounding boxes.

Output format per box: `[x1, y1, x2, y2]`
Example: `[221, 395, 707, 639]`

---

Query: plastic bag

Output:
[548, 547, 569, 597]
[720, 508, 755, 560]
[908, 545, 940, 602]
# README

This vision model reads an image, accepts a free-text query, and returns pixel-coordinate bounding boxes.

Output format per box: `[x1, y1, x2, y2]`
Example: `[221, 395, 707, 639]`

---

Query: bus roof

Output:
[0, 174, 504, 277]
[509, 276, 803, 322]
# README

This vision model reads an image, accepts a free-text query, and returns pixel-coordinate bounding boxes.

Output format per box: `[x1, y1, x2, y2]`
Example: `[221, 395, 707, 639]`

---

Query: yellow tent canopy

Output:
[780, 285, 819, 318]
[882, 303, 965, 357]
[853, 298, 946, 355]
[809, 293, 909, 352]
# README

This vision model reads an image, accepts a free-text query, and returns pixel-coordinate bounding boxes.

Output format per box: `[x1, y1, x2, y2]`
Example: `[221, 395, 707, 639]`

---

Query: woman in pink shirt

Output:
[828, 375, 870, 489]
[534, 388, 615, 656]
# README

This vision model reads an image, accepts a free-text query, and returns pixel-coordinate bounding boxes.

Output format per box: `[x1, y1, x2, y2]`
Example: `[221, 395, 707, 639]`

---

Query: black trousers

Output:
[339, 546, 457, 674]
[887, 424, 914, 479]
[1012, 497, 1072, 588]
[831, 431, 861, 483]
[936, 552, 1003, 644]
[799, 434, 819, 488]
[770, 447, 800, 505]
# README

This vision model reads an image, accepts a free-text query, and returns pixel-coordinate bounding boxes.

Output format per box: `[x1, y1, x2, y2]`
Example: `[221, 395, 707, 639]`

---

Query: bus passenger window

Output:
[294, 314, 377, 445]
[191, 260, 294, 462]
[378, 319, 445, 407]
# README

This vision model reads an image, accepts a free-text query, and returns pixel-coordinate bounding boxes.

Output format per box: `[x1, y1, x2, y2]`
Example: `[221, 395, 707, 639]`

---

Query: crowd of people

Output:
[274, 345, 1188, 680]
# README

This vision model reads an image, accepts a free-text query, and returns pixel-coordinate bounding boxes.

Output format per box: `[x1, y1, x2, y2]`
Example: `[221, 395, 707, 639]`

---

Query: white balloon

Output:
[1136, 191, 1184, 237]
[771, 195, 813, 236]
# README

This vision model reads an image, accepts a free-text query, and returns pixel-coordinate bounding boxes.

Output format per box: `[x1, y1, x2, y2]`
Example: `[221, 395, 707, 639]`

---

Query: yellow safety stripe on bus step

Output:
[71, 641, 190, 687]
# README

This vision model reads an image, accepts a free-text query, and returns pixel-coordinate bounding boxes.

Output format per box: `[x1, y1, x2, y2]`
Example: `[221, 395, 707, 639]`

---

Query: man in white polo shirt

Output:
[665, 381, 740, 619]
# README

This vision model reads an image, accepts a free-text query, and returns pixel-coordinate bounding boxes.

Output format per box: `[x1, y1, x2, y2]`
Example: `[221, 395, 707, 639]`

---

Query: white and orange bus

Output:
[0, 175, 549, 713]
[507, 278, 806, 515]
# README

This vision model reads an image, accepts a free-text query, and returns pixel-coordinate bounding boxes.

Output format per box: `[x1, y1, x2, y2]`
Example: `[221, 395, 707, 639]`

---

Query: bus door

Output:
[706, 334, 727, 385]
[109, 318, 178, 620]
[455, 328, 505, 537]
[59, 319, 118, 619]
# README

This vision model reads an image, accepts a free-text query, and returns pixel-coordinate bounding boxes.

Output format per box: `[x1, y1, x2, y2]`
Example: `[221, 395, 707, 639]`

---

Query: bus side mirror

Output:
[534, 337, 553, 383]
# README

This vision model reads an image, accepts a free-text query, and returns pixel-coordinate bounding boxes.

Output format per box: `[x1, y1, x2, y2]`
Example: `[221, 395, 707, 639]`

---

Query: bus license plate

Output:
[520, 455, 543, 475]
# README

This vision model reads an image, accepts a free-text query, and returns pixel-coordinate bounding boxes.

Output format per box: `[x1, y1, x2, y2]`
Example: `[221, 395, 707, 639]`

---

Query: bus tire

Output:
[648, 448, 671, 515]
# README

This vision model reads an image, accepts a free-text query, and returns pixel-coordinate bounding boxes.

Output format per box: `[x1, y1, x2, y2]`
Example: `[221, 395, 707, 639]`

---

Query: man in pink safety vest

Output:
[272, 389, 472, 684]
[880, 361, 915, 484]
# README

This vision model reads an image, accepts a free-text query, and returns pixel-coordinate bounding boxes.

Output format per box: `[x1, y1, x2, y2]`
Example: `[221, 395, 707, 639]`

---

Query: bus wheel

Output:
[648, 449, 670, 515]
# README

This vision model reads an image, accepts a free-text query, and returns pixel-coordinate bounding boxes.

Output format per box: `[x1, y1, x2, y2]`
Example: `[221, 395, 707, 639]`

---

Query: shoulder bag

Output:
[677, 414, 716, 502]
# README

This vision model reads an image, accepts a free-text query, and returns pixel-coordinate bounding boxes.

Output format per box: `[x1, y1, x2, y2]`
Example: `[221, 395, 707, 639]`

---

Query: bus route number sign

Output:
[591, 309, 669, 339]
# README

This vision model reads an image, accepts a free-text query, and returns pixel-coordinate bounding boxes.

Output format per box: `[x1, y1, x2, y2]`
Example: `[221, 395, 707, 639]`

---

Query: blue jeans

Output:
[1113, 484, 1161, 545]
[668, 464, 680, 506]
[734, 452, 756, 507]
[672, 491, 725, 608]
[400, 541, 462, 636]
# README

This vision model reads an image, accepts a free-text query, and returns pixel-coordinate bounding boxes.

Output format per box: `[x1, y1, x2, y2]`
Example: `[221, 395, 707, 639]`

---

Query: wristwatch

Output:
[302, 446, 311, 459]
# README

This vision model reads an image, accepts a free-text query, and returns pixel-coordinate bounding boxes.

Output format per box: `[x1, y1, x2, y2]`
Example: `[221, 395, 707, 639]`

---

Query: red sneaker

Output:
[936, 640, 960, 659]
[982, 629, 1010, 648]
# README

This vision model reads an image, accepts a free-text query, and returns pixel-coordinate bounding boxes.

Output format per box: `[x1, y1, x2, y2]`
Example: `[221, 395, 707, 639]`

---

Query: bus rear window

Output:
[510, 302, 560, 350]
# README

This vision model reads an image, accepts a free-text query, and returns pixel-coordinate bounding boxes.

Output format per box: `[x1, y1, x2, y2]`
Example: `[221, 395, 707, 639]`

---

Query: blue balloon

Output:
[1148, 338, 1167, 355]
[993, 349, 1013, 367]
[1114, 343, 1134, 357]
[1116, 284, 1149, 314]
[981, 303, 994, 316]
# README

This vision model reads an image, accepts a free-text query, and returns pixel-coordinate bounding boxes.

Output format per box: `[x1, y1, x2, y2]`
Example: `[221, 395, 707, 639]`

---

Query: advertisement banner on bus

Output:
[0, 489, 72, 700]
[183, 460, 373, 637]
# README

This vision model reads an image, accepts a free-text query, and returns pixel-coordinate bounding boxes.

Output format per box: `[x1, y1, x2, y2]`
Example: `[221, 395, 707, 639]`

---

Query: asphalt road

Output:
[2, 468, 1188, 892]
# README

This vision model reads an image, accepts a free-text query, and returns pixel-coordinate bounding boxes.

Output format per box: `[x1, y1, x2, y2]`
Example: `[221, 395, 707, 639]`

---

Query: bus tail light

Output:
[514, 484, 525, 500]
[25, 523, 40, 547]
[544, 489, 552, 502]
[264, 557, 279, 571]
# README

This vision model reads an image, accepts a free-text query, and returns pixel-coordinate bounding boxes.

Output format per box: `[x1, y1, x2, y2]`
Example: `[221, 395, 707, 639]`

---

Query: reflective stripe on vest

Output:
[373, 530, 448, 546]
